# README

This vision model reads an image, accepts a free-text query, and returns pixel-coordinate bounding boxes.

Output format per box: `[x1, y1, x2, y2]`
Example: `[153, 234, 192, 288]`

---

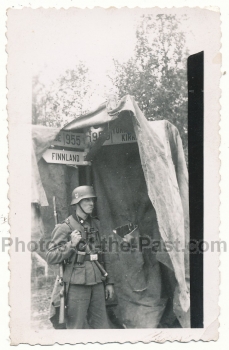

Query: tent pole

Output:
[84, 127, 92, 186]
[85, 165, 92, 185]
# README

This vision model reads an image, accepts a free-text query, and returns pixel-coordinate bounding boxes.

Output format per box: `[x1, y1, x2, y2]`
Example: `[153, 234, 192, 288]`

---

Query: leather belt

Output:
[75, 253, 99, 262]
[66, 252, 104, 265]
[85, 253, 98, 261]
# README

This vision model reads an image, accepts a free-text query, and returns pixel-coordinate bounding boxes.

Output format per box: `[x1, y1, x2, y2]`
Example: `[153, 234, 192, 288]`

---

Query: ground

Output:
[31, 276, 55, 330]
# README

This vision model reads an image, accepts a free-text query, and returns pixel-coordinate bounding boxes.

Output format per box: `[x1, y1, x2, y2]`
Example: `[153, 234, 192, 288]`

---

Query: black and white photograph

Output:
[7, 5, 221, 344]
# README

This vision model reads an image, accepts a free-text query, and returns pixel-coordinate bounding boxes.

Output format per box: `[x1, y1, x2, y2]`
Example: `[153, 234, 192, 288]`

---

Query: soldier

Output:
[46, 186, 114, 329]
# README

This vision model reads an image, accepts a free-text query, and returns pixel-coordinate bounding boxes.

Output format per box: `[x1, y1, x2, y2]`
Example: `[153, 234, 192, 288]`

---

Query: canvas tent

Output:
[32, 95, 190, 328]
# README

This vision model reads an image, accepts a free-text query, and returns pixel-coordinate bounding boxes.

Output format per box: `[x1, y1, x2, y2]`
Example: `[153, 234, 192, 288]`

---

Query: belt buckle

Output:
[90, 254, 98, 261]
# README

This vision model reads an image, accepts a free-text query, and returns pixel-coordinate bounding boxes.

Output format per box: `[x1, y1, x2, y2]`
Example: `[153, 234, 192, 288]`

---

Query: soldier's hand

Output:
[70, 230, 82, 247]
[105, 284, 114, 300]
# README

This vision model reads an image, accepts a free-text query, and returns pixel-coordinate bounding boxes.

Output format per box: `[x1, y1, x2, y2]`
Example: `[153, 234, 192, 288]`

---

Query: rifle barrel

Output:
[52, 196, 65, 324]
[53, 196, 58, 226]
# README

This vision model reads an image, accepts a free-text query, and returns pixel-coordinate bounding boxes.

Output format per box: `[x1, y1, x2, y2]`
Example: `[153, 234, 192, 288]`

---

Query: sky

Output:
[29, 7, 220, 109]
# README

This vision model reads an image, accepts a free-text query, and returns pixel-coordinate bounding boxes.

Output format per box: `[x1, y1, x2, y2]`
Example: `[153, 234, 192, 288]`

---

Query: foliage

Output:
[32, 63, 91, 128]
[111, 14, 189, 156]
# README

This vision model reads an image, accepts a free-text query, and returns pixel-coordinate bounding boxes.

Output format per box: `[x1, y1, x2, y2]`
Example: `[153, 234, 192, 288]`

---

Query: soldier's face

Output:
[79, 198, 95, 214]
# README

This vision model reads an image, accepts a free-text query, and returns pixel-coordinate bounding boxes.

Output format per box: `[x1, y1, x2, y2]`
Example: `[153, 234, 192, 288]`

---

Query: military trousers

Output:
[66, 282, 109, 329]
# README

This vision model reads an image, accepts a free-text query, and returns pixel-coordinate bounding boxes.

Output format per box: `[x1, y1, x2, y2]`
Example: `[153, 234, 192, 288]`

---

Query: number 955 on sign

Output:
[52, 131, 85, 149]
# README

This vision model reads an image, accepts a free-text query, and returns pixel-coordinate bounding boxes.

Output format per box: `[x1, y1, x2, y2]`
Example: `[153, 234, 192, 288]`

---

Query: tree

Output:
[111, 14, 189, 157]
[32, 62, 91, 127]
[32, 75, 46, 125]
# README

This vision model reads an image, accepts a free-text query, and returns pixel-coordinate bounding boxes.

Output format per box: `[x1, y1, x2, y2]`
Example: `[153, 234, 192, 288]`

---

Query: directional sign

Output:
[42, 149, 90, 165]
[51, 131, 85, 149]
[86, 127, 137, 146]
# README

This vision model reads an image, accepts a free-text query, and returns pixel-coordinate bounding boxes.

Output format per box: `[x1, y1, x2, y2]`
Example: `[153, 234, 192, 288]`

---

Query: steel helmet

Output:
[70, 186, 97, 205]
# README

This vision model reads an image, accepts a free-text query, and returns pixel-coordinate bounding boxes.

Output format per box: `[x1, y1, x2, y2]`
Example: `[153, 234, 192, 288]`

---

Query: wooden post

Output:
[84, 127, 92, 186]
[85, 165, 92, 185]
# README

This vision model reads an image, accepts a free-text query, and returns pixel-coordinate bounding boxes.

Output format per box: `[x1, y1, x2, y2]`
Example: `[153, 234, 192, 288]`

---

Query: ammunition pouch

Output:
[76, 238, 87, 252]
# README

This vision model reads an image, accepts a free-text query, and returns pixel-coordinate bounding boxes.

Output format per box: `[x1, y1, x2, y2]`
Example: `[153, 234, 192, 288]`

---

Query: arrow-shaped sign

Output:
[42, 149, 90, 165]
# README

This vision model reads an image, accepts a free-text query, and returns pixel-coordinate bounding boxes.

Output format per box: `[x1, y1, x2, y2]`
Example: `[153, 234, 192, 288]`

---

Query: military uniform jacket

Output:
[46, 214, 114, 286]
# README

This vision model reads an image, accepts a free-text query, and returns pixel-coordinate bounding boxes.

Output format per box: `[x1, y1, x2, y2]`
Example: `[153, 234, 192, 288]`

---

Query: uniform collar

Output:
[72, 211, 91, 226]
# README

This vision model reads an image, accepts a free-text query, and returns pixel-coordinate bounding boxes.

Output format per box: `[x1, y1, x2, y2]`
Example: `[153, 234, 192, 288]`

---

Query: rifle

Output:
[53, 196, 66, 325]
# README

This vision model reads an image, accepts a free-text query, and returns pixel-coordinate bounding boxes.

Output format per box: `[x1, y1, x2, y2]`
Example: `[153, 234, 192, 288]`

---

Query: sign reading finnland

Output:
[42, 149, 89, 165]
